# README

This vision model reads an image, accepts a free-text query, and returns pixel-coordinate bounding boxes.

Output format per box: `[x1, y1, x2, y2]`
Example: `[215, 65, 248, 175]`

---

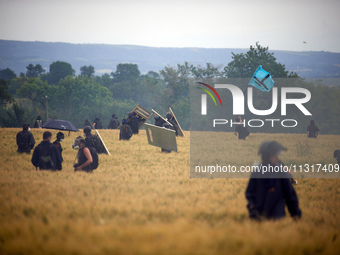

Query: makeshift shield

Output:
[151, 109, 173, 127]
[95, 130, 110, 155]
[119, 104, 152, 129]
[145, 123, 177, 152]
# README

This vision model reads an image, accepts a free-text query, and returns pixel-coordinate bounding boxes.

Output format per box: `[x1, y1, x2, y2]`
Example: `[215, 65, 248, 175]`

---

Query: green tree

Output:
[0, 68, 17, 81]
[0, 80, 14, 107]
[160, 62, 191, 105]
[191, 63, 222, 79]
[50, 76, 113, 125]
[111, 63, 140, 83]
[8, 76, 28, 94]
[80, 65, 95, 77]
[223, 42, 298, 78]
[42, 61, 75, 84]
[0, 102, 29, 128]
[17, 78, 50, 109]
[94, 73, 112, 88]
[26, 64, 45, 78]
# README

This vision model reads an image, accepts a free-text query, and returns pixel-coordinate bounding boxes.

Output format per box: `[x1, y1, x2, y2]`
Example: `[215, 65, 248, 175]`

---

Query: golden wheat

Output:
[0, 128, 339, 255]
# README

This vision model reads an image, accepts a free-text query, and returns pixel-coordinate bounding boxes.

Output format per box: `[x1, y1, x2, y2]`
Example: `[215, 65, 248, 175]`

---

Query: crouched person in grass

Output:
[31, 131, 62, 171]
[73, 136, 98, 172]
[245, 141, 302, 221]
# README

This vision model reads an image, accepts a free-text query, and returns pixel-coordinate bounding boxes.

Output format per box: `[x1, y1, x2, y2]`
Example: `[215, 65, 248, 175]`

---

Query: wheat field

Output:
[0, 128, 339, 255]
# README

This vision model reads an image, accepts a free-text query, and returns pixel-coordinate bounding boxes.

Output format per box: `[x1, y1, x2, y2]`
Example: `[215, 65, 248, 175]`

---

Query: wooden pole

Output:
[45, 95, 48, 121]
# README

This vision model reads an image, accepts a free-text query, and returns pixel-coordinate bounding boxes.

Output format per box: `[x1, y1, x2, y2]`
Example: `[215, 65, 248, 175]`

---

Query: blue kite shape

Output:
[248, 65, 274, 92]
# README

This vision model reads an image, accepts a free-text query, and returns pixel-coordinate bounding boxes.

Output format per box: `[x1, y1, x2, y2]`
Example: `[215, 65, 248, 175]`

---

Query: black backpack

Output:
[124, 125, 133, 139]
[18, 131, 29, 148]
[91, 135, 102, 153]
[38, 144, 53, 169]
[88, 147, 99, 170]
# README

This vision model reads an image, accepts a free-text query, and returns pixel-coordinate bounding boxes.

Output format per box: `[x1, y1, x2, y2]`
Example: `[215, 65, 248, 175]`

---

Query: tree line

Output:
[0, 43, 339, 134]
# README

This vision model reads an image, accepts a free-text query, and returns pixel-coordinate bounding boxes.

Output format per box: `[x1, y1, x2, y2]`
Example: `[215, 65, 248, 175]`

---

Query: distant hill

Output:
[0, 40, 340, 78]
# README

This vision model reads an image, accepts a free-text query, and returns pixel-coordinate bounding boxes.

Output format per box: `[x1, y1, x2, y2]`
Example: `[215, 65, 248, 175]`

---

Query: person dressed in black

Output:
[245, 141, 302, 221]
[120, 119, 133, 140]
[154, 115, 165, 127]
[307, 120, 319, 138]
[31, 131, 62, 171]
[108, 114, 120, 129]
[234, 116, 249, 140]
[93, 117, 102, 129]
[16, 123, 35, 154]
[84, 126, 94, 148]
[166, 113, 178, 136]
[53, 132, 64, 170]
[127, 112, 140, 134]
[33, 116, 42, 128]
[73, 136, 93, 172]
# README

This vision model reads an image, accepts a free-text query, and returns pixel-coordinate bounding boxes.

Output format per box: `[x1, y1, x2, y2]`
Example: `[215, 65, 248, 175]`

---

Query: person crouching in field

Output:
[16, 123, 35, 154]
[245, 141, 302, 221]
[73, 136, 94, 172]
[31, 131, 62, 171]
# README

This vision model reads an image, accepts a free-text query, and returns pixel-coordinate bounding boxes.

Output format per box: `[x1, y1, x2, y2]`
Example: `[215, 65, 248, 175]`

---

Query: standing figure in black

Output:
[166, 113, 178, 136]
[127, 112, 139, 134]
[245, 141, 302, 221]
[93, 117, 103, 129]
[108, 114, 120, 129]
[154, 115, 165, 127]
[307, 120, 319, 138]
[33, 116, 42, 128]
[16, 124, 35, 154]
[120, 119, 133, 140]
[234, 116, 249, 140]
[31, 131, 62, 171]
[53, 132, 64, 170]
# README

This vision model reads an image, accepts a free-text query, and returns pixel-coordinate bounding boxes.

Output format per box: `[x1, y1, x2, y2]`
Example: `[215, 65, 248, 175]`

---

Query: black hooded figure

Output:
[166, 113, 178, 136]
[93, 117, 103, 129]
[154, 115, 165, 127]
[307, 120, 319, 138]
[245, 141, 302, 221]
[127, 112, 139, 134]
[108, 114, 120, 129]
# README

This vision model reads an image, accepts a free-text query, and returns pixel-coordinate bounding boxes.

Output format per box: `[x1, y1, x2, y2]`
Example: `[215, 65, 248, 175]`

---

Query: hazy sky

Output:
[0, 0, 339, 52]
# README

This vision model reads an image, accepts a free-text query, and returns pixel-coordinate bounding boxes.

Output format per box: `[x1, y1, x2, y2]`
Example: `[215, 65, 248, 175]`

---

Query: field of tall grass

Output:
[0, 128, 339, 255]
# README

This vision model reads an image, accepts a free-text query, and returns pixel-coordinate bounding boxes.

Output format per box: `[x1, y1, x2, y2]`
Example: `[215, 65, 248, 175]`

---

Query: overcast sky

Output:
[0, 0, 339, 52]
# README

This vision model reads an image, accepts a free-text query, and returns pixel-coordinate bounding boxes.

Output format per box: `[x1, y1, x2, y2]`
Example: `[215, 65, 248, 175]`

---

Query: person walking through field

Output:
[245, 141, 302, 221]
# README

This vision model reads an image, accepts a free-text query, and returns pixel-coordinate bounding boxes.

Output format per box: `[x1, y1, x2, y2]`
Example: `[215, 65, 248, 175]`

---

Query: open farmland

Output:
[0, 128, 339, 255]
